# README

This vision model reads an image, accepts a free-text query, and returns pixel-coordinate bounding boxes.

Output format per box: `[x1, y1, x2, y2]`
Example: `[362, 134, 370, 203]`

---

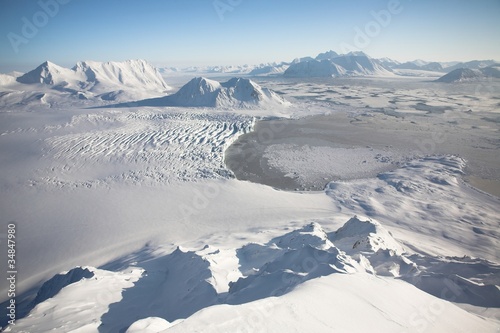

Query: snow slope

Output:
[17, 61, 85, 86]
[72, 59, 170, 92]
[284, 51, 393, 77]
[7, 215, 499, 332]
[4, 60, 170, 106]
[1, 73, 499, 332]
[435, 68, 484, 83]
[436, 64, 500, 82]
[124, 77, 289, 108]
[18, 59, 169, 93]
[164, 273, 497, 333]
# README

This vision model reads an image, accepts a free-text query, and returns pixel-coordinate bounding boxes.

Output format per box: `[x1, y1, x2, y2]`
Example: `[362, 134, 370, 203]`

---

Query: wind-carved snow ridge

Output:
[37, 110, 254, 187]
[325, 155, 500, 261]
[228, 222, 359, 304]
[8, 222, 358, 332]
[330, 216, 417, 277]
[8, 215, 500, 332]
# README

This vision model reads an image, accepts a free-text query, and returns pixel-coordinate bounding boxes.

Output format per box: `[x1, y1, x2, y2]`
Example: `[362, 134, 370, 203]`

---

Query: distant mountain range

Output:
[284, 51, 393, 78]
[155, 51, 497, 80]
[0, 53, 498, 109]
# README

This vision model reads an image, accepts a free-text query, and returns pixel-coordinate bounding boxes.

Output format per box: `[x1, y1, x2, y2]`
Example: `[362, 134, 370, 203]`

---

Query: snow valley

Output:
[0, 53, 499, 332]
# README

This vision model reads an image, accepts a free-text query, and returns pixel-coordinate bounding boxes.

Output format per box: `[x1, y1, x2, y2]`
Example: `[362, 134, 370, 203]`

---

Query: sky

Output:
[0, 0, 499, 72]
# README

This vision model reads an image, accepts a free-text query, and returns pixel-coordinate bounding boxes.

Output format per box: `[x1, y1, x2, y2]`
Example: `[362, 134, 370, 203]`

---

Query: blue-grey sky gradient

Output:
[1, 0, 499, 72]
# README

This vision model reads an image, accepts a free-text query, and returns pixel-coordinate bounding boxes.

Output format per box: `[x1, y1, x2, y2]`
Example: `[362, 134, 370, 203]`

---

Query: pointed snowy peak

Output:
[271, 222, 334, 251]
[160, 76, 289, 108]
[435, 68, 483, 83]
[33, 267, 95, 304]
[220, 77, 289, 107]
[166, 77, 221, 107]
[16, 59, 170, 97]
[248, 63, 289, 76]
[332, 216, 405, 255]
[16, 61, 83, 85]
[178, 76, 221, 93]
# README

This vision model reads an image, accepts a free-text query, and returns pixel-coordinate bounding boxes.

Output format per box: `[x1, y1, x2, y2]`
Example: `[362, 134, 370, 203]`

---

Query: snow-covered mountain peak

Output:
[133, 76, 290, 108]
[332, 216, 405, 255]
[273, 221, 334, 251]
[17, 61, 82, 85]
[177, 77, 222, 95]
[11, 59, 171, 103]
[435, 68, 483, 83]
[435, 63, 500, 83]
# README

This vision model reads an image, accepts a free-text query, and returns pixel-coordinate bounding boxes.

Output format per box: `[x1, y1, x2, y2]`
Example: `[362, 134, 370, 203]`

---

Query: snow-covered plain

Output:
[0, 62, 499, 332]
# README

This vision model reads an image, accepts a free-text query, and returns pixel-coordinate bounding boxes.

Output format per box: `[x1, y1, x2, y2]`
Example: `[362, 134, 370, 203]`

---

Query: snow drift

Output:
[6, 215, 499, 332]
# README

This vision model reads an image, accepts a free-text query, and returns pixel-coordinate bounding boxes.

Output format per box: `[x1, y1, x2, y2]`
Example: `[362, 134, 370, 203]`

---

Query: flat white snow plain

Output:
[0, 73, 499, 332]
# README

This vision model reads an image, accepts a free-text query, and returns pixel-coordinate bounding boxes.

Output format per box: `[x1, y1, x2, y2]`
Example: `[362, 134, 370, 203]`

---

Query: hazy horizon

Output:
[1, 0, 499, 73]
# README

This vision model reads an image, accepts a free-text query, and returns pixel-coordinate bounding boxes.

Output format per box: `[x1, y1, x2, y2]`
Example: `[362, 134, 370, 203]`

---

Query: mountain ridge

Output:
[15, 59, 170, 101]
[116, 76, 290, 108]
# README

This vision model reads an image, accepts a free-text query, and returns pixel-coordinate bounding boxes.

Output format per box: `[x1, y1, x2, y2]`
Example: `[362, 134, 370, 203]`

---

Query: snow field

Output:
[0, 68, 499, 332]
